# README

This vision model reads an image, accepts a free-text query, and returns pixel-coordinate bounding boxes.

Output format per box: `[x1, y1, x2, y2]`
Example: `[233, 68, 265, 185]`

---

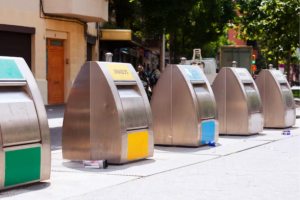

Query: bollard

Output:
[105, 52, 113, 62]
[269, 64, 274, 70]
[180, 57, 187, 65]
[232, 61, 237, 67]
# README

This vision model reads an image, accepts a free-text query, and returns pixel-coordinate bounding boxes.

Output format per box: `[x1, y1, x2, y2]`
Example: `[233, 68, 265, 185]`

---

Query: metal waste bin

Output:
[212, 67, 263, 135]
[62, 61, 153, 164]
[151, 65, 218, 146]
[255, 70, 296, 128]
[0, 57, 50, 190]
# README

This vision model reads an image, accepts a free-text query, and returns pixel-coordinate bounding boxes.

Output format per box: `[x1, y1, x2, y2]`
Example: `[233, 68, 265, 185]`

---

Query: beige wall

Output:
[0, 1, 100, 104]
[43, 0, 108, 22]
[0, 0, 40, 12]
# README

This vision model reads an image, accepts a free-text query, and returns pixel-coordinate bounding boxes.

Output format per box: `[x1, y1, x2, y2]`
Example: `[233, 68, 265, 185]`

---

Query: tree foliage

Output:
[136, 0, 236, 61]
[234, 0, 300, 76]
[106, 0, 236, 61]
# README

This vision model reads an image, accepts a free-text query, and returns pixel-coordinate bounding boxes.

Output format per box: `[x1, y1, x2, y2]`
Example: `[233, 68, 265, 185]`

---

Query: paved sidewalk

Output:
[69, 136, 300, 200]
[0, 105, 299, 200]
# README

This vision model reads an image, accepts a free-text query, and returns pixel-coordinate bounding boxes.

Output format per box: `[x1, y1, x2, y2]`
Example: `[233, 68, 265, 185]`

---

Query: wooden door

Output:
[47, 39, 64, 104]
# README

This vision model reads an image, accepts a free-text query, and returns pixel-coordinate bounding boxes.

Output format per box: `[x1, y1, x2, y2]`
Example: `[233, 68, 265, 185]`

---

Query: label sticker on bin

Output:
[0, 59, 23, 79]
[183, 66, 203, 81]
[106, 64, 135, 81]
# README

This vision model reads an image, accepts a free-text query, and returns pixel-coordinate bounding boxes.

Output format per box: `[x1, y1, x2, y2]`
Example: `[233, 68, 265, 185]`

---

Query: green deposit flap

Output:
[0, 59, 24, 79]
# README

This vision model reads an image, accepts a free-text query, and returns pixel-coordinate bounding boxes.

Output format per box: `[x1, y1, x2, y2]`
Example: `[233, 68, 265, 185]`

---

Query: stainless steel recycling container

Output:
[0, 57, 50, 190]
[255, 69, 296, 128]
[62, 61, 154, 164]
[151, 65, 219, 146]
[212, 67, 263, 135]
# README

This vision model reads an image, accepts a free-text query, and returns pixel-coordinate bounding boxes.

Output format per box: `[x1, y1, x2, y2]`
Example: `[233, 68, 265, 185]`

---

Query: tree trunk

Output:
[173, 32, 177, 64]
[275, 53, 279, 70]
[286, 50, 291, 85]
[169, 34, 173, 64]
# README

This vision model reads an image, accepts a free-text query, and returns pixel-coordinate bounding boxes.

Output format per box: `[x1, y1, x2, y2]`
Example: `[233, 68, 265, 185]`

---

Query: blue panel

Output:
[183, 66, 203, 81]
[201, 121, 215, 144]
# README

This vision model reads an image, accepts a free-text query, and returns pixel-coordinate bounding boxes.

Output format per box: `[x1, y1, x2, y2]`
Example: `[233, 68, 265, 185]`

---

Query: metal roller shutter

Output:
[0, 31, 31, 69]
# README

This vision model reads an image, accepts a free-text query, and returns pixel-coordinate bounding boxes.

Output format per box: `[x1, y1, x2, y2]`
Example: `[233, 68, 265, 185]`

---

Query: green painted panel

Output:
[5, 147, 41, 187]
[0, 59, 24, 79]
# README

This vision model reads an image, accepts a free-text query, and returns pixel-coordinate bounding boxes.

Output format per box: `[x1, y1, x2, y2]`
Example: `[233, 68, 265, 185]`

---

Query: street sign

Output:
[279, 64, 284, 68]
[252, 64, 257, 72]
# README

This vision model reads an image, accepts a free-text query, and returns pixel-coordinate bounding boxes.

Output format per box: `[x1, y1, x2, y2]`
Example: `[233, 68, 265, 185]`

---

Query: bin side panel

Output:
[212, 69, 227, 133]
[172, 66, 199, 146]
[89, 63, 122, 162]
[151, 66, 172, 145]
[62, 63, 91, 160]
[226, 69, 249, 134]
[4, 147, 41, 187]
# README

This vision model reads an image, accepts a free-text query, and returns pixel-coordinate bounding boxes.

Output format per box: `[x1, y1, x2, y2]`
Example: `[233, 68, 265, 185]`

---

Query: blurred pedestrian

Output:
[138, 70, 151, 101]
[146, 67, 151, 77]
[150, 67, 161, 93]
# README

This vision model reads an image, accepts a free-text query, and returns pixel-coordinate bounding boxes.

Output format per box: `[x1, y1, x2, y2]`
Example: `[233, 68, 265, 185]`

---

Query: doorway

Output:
[46, 39, 64, 104]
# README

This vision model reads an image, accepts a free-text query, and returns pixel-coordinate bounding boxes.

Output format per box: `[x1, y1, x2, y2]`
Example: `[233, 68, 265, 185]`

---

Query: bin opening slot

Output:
[244, 84, 261, 113]
[117, 85, 148, 130]
[0, 81, 27, 86]
[0, 86, 41, 147]
[280, 83, 294, 109]
[191, 80, 205, 84]
[114, 81, 137, 86]
[193, 84, 215, 119]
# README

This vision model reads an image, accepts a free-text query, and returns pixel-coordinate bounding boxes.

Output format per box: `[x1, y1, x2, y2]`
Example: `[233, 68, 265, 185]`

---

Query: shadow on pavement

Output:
[0, 182, 50, 198]
[60, 159, 156, 173]
[50, 127, 62, 151]
[46, 104, 65, 119]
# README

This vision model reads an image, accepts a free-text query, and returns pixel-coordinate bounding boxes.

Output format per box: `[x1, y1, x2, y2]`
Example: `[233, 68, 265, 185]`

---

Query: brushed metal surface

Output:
[117, 87, 148, 130]
[280, 85, 294, 109]
[0, 87, 40, 147]
[0, 57, 50, 190]
[0, 82, 26, 86]
[212, 68, 263, 135]
[62, 62, 91, 160]
[193, 85, 216, 119]
[211, 69, 226, 133]
[255, 70, 296, 128]
[0, 121, 3, 188]
[172, 66, 200, 146]
[150, 66, 172, 145]
[244, 85, 261, 113]
[62, 61, 153, 164]
[151, 65, 218, 146]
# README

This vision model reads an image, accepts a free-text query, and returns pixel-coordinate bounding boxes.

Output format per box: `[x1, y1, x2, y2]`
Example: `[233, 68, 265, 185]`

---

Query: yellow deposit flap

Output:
[106, 64, 135, 81]
[127, 131, 148, 160]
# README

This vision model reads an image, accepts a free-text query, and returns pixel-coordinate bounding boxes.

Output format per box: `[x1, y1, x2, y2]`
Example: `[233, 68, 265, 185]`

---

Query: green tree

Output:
[134, 0, 236, 62]
[234, 0, 300, 80]
[104, 0, 139, 30]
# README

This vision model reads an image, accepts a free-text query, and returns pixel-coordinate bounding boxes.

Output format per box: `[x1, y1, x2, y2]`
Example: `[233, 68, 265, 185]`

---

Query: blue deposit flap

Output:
[183, 66, 203, 81]
[201, 121, 215, 144]
[0, 59, 23, 79]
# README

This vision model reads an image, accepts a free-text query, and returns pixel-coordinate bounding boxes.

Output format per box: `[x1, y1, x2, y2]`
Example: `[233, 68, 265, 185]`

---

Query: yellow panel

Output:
[127, 131, 148, 160]
[100, 30, 132, 41]
[106, 64, 135, 81]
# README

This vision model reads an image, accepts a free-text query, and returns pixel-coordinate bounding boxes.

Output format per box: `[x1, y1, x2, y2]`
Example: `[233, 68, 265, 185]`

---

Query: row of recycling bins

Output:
[0, 56, 296, 190]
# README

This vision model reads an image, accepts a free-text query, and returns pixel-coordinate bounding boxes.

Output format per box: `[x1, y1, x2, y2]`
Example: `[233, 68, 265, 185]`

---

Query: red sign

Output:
[279, 64, 284, 68]
[139, 48, 144, 57]
[227, 57, 231, 62]
[252, 64, 257, 72]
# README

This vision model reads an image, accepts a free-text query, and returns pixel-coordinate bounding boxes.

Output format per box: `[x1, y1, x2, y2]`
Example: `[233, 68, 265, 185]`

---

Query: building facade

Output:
[0, 0, 108, 104]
